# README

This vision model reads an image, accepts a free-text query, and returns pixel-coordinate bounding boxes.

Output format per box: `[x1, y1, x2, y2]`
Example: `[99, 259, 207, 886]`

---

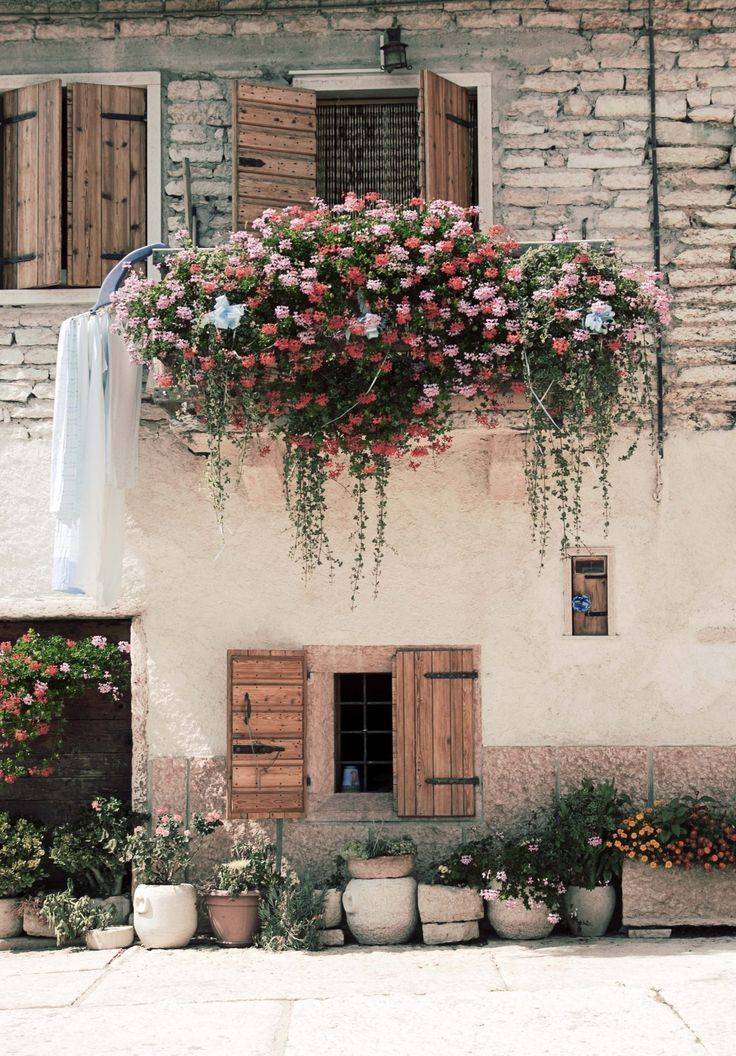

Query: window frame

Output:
[334, 671, 394, 794]
[290, 68, 493, 229]
[562, 547, 616, 637]
[0, 70, 161, 306]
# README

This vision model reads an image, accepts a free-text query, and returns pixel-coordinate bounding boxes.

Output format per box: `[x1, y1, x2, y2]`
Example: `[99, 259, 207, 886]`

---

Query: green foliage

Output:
[340, 829, 417, 861]
[547, 778, 631, 889]
[211, 838, 279, 896]
[124, 811, 222, 885]
[40, 883, 114, 946]
[50, 796, 145, 897]
[255, 873, 325, 952]
[0, 812, 45, 898]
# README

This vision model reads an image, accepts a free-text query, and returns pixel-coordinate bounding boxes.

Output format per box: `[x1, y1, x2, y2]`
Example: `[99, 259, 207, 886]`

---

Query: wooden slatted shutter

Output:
[418, 71, 473, 208]
[67, 83, 147, 288]
[232, 81, 317, 229]
[0, 80, 62, 289]
[227, 649, 306, 819]
[394, 648, 477, 818]
[571, 555, 609, 636]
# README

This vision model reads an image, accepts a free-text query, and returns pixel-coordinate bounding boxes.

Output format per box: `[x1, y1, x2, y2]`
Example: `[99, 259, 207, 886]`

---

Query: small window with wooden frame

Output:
[565, 551, 612, 637]
[334, 672, 393, 793]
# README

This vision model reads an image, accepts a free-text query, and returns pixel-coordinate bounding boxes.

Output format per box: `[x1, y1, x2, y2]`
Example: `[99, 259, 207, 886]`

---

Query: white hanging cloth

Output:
[50, 309, 141, 606]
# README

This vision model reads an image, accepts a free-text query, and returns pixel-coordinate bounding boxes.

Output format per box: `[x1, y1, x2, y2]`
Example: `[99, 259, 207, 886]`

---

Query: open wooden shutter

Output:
[571, 555, 609, 636]
[228, 649, 306, 819]
[0, 80, 62, 289]
[394, 648, 477, 818]
[418, 71, 472, 208]
[232, 81, 316, 229]
[67, 83, 147, 288]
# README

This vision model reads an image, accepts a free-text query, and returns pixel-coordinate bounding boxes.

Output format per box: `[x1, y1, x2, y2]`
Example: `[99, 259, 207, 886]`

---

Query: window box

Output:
[622, 859, 736, 928]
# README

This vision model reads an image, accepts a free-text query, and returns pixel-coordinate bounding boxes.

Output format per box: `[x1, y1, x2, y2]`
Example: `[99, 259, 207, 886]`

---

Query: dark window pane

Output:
[366, 764, 393, 793]
[367, 732, 392, 762]
[340, 703, 364, 731]
[367, 702, 392, 730]
[365, 673, 392, 701]
[340, 732, 364, 761]
[338, 673, 364, 702]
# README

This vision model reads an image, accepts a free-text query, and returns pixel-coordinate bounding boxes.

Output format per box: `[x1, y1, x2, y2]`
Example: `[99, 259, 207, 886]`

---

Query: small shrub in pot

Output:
[340, 830, 417, 879]
[0, 812, 45, 938]
[205, 838, 279, 947]
[40, 883, 115, 946]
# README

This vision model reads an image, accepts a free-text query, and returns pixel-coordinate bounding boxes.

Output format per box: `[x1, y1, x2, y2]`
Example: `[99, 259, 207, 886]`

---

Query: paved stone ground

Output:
[1, 936, 735, 1055]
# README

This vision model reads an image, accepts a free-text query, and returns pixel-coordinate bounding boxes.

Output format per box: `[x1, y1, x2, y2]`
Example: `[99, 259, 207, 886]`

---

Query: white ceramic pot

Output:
[343, 877, 418, 945]
[487, 895, 555, 940]
[346, 854, 415, 880]
[91, 895, 132, 926]
[0, 898, 22, 939]
[22, 903, 55, 938]
[85, 924, 135, 951]
[133, 884, 198, 950]
[564, 884, 616, 938]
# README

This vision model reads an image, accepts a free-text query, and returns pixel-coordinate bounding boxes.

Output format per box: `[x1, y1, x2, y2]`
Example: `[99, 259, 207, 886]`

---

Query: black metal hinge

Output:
[239, 156, 265, 168]
[0, 253, 35, 266]
[101, 252, 126, 260]
[0, 111, 37, 126]
[233, 743, 284, 756]
[425, 670, 478, 680]
[426, 776, 479, 786]
[101, 111, 146, 122]
[446, 112, 473, 129]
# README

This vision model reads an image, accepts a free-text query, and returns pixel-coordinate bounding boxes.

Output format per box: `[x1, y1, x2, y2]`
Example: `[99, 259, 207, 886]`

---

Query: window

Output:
[570, 555, 609, 636]
[335, 672, 393, 793]
[0, 73, 160, 296]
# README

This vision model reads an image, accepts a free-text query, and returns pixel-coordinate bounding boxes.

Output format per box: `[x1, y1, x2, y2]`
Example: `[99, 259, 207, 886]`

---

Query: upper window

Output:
[571, 555, 609, 636]
[0, 79, 148, 291]
[334, 672, 393, 793]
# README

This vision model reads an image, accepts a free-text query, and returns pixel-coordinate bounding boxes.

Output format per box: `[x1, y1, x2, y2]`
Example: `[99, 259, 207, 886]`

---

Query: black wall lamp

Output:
[380, 26, 411, 72]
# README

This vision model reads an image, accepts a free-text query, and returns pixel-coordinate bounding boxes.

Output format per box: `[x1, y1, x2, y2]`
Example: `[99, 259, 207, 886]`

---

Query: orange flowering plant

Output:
[611, 796, 736, 872]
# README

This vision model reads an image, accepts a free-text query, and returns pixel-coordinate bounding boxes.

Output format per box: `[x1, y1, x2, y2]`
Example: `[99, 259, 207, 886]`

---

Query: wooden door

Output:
[228, 649, 306, 818]
[394, 648, 477, 817]
[418, 70, 473, 207]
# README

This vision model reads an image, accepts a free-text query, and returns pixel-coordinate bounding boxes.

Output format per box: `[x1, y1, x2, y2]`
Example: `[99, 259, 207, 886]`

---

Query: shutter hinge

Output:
[425, 776, 479, 786]
[100, 111, 146, 122]
[0, 111, 37, 126]
[425, 670, 478, 680]
[0, 253, 36, 266]
[232, 743, 284, 756]
[445, 112, 473, 129]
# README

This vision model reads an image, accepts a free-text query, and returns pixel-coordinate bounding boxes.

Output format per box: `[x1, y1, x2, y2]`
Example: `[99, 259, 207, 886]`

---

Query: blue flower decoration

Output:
[205, 294, 245, 330]
[584, 303, 615, 334]
[572, 593, 592, 614]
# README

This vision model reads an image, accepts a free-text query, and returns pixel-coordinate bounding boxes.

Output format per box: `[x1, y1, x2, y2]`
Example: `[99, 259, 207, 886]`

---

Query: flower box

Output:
[622, 860, 736, 928]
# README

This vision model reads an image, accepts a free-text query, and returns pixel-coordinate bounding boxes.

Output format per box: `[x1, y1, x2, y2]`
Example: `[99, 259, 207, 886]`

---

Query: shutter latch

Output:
[0, 111, 37, 126]
[425, 776, 479, 786]
[233, 743, 284, 756]
[425, 670, 478, 680]
[445, 112, 473, 129]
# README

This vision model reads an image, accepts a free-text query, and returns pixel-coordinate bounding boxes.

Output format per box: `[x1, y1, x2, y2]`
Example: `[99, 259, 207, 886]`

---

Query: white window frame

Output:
[562, 547, 616, 638]
[289, 68, 493, 229]
[0, 70, 161, 307]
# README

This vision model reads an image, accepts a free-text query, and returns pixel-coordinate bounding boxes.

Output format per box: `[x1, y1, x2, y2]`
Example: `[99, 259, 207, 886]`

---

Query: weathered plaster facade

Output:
[0, 0, 735, 866]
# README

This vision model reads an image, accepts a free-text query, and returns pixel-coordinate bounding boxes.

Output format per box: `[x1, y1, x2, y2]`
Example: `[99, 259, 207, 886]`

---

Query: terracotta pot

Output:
[343, 877, 418, 945]
[346, 854, 415, 880]
[133, 883, 198, 950]
[564, 884, 616, 938]
[204, 891, 261, 947]
[85, 924, 135, 951]
[487, 895, 555, 941]
[22, 902, 55, 938]
[0, 898, 22, 939]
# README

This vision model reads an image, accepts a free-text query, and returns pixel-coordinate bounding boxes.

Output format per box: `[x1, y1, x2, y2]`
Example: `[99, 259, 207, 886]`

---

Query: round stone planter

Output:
[487, 896, 555, 941]
[22, 902, 55, 938]
[343, 877, 418, 945]
[85, 925, 135, 951]
[564, 884, 616, 938]
[204, 891, 260, 947]
[133, 883, 198, 950]
[91, 894, 132, 927]
[346, 854, 415, 880]
[0, 898, 22, 939]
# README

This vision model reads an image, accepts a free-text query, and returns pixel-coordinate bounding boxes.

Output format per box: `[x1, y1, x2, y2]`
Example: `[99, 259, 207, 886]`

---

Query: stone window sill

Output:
[308, 792, 397, 822]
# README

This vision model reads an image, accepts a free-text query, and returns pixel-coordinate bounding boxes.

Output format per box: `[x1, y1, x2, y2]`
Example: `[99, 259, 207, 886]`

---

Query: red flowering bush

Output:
[0, 630, 130, 781]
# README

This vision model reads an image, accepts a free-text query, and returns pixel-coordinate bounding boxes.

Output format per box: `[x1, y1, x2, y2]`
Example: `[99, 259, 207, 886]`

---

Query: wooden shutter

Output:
[0, 80, 62, 289]
[227, 649, 306, 819]
[394, 648, 477, 818]
[232, 81, 316, 229]
[418, 70, 472, 207]
[67, 83, 147, 288]
[571, 556, 609, 636]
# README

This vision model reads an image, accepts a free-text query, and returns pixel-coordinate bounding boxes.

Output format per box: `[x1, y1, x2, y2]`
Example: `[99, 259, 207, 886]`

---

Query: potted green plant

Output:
[256, 872, 326, 952]
[548, 778, 630, 937]
[340, 830, 418, 945]
[205, 837, 279, 947]
[0, 812, 45, 938]
[340, 830, 417, 880]
[479, 824, 563, 940]
[124, 810, 221, 949]
[38, 883, 134, 949]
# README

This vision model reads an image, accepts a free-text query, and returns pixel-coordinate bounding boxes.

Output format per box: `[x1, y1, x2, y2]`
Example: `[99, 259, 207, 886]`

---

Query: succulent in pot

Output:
[124, 810, 222, 949]
[340, 830, 417, 879]
[0, 812, 45, 939]
[205, 838, 279, 947]
[37, 883, 116, 947]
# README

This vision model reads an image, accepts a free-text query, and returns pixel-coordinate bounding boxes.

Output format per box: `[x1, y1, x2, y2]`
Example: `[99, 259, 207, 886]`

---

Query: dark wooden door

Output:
[0, 618, 132, 826]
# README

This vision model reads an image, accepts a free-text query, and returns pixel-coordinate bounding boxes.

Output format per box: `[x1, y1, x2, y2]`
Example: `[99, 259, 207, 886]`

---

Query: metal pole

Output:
[647, 0, 665, 458]
[275, 817, 284, 875]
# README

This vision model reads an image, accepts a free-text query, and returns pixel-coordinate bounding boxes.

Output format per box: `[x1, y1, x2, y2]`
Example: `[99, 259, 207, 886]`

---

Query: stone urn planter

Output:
[346, 854, 415, 880]
[343, 877, 418, 945]
[564, 884, 616, 938]
[487, 895, 555, 941]
[0, 898, 22, 939]
[418, 884, 483, 945]
[22, 901, 55, 938]
[133, 883, 198, 950]
[204, 891, 260, 947]
[622, 860, 736, 928]
[85, 924, 135, 951]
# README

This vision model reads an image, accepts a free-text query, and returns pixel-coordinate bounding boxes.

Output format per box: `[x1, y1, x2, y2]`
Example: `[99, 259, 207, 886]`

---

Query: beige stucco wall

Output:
[1, 422, 734, 759]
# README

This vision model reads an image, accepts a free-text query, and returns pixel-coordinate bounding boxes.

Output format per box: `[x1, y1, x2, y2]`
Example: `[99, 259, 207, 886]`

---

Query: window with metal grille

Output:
[334, 672, 393, 793]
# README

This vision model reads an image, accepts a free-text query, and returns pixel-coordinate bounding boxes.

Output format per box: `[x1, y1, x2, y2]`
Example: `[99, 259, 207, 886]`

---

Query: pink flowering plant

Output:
[125, 811, 223, 885]
[113, 195, 520, 597]
[0, 630, 130, 783]
[519, 231, 670, 556]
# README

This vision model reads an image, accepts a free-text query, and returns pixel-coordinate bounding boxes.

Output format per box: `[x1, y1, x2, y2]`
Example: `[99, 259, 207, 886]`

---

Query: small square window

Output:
[334, 672, 393, 793]
[571, 554, 609, 636]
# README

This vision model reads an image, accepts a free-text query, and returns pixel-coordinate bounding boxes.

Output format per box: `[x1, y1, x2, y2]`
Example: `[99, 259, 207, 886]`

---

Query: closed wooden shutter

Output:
[418, 71, 472, 207]
[0, 80, 62, 289]
[571, 556, 609, 636]
[232, 81, 316, 229]
[394, 648, 477, 818]
[228, 649, 306, 819]
[67, 83, 147, 287]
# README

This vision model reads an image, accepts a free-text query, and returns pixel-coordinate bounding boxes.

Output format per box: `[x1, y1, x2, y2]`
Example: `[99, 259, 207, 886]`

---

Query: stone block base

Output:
[318, 928, 345, 947]
[418, 884, 483, 924]
[422, 920, 479, 945]
[623, 860, 736, 927]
